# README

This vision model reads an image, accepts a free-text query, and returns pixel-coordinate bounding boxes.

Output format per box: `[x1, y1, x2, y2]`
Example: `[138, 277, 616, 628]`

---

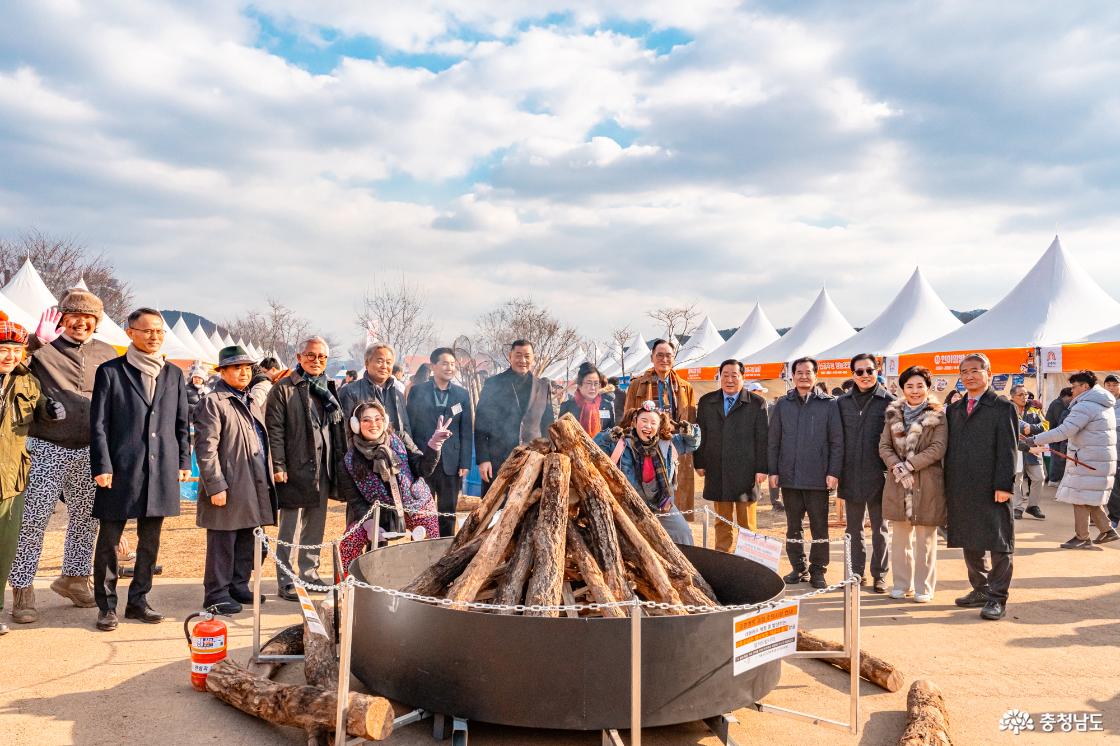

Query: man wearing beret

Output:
[9, 289, 117, 625]
[89, 308, 190, 631]
[193, 346, 276, 614]
[0, 320, 65, 635]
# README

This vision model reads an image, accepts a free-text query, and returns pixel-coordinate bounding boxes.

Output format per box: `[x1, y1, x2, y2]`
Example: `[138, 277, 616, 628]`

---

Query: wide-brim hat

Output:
[217, 345, 257, 368]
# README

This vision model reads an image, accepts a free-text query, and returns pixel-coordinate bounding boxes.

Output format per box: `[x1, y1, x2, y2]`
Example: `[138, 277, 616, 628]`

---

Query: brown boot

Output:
[11, 587, 38, 624]
[51, 575, 97, 608]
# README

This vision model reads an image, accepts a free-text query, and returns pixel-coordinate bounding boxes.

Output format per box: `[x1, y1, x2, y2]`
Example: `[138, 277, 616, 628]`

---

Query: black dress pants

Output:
[204, 527, 256, 606]
[94, 517, 163, 612]
[429, 470, 462, 538]
[963, 549, 1013, 602]
[844, 499, 889, 580]
[783, 488, 830, 574]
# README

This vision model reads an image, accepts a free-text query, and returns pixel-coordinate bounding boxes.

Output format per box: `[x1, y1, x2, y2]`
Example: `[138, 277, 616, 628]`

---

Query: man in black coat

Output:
[837, 353, 894, 593]
[1044, 387, 1072, 484]
[338, 343, 410, 437]
[694, 360, 768, 552]
[406, 347, 474, 537]
[265, 337, 345, 601]
[768, 357, 843, 589]
[475, 340, 553, 492]
[944, 353, 1017, 621]
[89, 309, 190, 631]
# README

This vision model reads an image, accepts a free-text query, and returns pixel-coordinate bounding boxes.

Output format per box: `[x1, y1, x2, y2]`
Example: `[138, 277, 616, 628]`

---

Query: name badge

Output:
[600, 409, 611, 419]
[451, 403, 463, 416]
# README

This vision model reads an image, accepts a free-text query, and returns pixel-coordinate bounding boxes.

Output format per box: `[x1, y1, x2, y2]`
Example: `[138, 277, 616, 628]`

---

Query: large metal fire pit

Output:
[348, 539, 785, 731]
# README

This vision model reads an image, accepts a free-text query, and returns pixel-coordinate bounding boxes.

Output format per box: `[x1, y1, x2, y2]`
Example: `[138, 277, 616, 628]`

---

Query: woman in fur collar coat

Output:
[878, 366, 948, 602]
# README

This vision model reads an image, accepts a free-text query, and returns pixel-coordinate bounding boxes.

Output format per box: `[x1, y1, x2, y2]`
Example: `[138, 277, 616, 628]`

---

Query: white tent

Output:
[1072, 322, 1120, 344]
[0, 288, 37, 330]
[171, 317, 207, 360]
[69, 277, 132, 348]
[906, 236, 1120, 352]
[158, 315, 199, 361]
[598, 342, 624, 378]
[675, 316, 725, 365]
[818, 268, 962, 359]
[620, 332, 650, 376]
[221, 332, 236, 349]
[691, 303, 781, 367]
[191, 323, 220, 363]
[208, 330, 227, 355]
[744, 289, 855, 365]
[3, 258, 57, 316]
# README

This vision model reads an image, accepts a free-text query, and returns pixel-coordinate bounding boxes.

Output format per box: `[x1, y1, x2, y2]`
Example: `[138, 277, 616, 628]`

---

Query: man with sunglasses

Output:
[837, 353, 894, 593]
[265, 336, 345, 601]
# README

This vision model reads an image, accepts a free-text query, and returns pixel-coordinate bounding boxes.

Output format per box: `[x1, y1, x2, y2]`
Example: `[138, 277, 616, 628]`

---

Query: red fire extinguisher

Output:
[184, 611, 227, 691]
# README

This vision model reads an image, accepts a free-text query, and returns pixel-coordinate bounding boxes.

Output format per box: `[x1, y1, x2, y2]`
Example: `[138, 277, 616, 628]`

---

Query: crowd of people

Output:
[1, 289, 1119, 636]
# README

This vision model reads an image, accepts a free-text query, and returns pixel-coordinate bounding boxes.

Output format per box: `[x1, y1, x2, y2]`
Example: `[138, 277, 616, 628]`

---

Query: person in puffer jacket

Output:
[1027, 370, 1120, 548]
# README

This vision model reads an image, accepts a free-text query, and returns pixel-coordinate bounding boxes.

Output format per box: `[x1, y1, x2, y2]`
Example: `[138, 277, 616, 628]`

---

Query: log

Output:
[524, 454, 572, 616]
[560, 582, 580, 619]
[450, 446, 531, 550]
[565, 523, 626, 618]
[448, 451, 546, 606]
[493, 505, 539, 611]
[567, 446, 632, 602]
[206, 659, 394, 741]
[796, 631, 905, 693]
[302, 600, 337, 689]
[247, 624, 304, 679]
[401, 534, 485, 597]
[899, 679, 953, 746]
[550, 416, 717, 605]
[607, 479, 685, 612]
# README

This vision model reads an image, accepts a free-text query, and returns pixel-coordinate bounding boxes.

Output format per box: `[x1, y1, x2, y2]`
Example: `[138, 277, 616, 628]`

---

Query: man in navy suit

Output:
[406, 347, 473, 537]
[89, 308, 190, 631]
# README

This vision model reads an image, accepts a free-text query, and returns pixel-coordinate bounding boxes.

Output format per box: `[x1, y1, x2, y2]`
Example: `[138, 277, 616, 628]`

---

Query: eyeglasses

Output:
[853, 367, 876, 376]
[129, 327, 165, 336]
[359, 415, 385, 425]
[301, 353, 328, 361]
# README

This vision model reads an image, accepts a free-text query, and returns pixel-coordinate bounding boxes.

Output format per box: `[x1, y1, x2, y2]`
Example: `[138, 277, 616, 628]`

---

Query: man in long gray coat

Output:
[194, 346, 276, 614]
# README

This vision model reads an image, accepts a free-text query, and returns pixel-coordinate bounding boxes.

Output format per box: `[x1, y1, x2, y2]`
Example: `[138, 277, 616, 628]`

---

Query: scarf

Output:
[574, 391, 603, 437]
[126, 344, 164, 402]
[629, 432, 673, 511]
[296, 364, 342, 424]
[902, 401, 928, 429]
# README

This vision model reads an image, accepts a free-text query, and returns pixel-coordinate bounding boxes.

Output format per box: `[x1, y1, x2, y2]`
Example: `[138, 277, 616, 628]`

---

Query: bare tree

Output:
[646, 304, 699, 345]
[451, 334, 486, 406]
[355, 277, 435, 365]
[223, 298, 311, 365]
[476, 297, 581, 376]
[0, 229, 134, 321]
[608, 325, 634, 374]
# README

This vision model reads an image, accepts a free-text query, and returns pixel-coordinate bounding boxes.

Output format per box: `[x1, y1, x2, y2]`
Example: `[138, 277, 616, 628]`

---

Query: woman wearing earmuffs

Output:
[336, 400, 452, 572]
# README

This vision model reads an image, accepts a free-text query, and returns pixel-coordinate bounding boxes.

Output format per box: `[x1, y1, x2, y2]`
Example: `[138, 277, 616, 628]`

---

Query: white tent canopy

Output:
[69, 276, 132, 348]
[171, 317, 207, 359]
[690, 303, 781, 367]
[3, 259, 57, 317]
[208, 330, 227, 355]
[158, 315, 199, 360]
[675, 316, 725, 365]
[191, 324, 220, 363]
[598, 342, 624, 378]
[0, 288, 37, 331]
[744, 289, 855, 365]
[818, 268, 962, 359]
[1074, 322, 1120, 344]
[906, 236, 1120, 352]
[221, 332, 236, 349]
[620, 332, 650, 376]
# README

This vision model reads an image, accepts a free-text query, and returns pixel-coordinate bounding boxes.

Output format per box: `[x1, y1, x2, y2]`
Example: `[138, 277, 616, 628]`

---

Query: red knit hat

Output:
[0, 320, 29, 346]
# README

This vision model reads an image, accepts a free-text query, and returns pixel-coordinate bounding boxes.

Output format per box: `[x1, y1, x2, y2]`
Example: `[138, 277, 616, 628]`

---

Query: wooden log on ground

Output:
[450, 446, 531, 550]
[493, 505, 539, 611]
[899, 679, 953, 746]
[247, 624, 304, 679]
[401, 534, 485, 597]
[566, 446, 632, 602]
[550, 415, 717, 605]
[447, 451, 546, 606]
[206, 659, 394, 741]
[565, 523, 626, 618]
[796, 630, 905, 693]
[302, 600, 337, 689]
[524, 454, 572, 616]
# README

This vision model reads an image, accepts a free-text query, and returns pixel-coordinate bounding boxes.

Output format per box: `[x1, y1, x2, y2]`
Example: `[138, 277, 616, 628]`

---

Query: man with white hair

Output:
[339, 343, 409, 437]
[265, 336, 344, 601]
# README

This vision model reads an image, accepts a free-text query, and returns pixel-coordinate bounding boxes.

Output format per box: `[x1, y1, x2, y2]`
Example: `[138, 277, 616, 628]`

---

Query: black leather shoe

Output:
[1013, 509, 1023, 519]
[954, 589, 989, 608]
[808, 573, 828, 589]
[771, 500, 784, 511]
[277, 586, 299, 602]
[206, 600, 243, 615]
[1060, 536, 1094, 549]
[230, 589, 266, 605]
[783, 569, 809, 584]
[124, 605, 164, 624]
[872, 577, 888, 594]
[1025, 506, 1046, 520]
[980, 600, 1006, 620]
[1093, 528, 1120, 545]
[96, 610, 119, 631]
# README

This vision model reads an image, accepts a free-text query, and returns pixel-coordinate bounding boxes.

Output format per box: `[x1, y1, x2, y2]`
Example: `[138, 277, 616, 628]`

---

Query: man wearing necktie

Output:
[694, 360, 769, 552]
[943, 353, 1017, 621]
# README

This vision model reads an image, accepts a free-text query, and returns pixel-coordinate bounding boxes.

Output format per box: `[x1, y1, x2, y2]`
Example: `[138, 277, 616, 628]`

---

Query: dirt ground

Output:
[4, 486, 1119, 745]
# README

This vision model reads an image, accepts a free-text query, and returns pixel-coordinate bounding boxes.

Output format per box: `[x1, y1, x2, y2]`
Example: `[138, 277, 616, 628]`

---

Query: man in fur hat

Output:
[9, 289, 117, 625]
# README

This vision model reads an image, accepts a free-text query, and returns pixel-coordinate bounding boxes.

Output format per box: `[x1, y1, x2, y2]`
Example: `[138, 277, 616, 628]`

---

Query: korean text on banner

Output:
[733, 600, 800, 676]
[735, 527, 783, 571]
[295, 585, 329, 638]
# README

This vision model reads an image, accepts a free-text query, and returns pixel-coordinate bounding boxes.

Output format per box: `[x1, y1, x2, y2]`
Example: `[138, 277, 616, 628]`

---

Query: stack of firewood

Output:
[403, 415, 719, 617]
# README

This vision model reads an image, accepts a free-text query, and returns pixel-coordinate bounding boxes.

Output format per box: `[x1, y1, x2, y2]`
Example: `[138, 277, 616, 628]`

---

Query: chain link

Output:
[697, 505, 850, 543]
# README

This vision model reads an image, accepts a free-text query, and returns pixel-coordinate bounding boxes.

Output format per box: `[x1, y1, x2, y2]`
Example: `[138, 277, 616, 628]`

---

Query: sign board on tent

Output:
[1055, 342, 1120, 373]
[898, 347, 1035, 376]
[1040, 346, 1063, 373]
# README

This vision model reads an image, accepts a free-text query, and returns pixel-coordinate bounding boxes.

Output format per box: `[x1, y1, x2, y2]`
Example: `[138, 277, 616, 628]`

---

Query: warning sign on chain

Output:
[732, 600, 799, 676]
[734, 527, 783, 571]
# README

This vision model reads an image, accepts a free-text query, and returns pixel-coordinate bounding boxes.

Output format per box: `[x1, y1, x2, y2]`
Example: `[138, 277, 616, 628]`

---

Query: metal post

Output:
[630, 604, 642, 745]
[372, 503, 381, 548]
[848, 563, 861, 735]
[702, 507, 709, 549]
[251, 530, 263, 660]
[332, 541, 343, 645]
[334, 582, 356, 743]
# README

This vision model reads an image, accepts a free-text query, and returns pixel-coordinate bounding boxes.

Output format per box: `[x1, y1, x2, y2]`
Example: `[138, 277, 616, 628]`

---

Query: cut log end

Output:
[899, 679, 953, 746]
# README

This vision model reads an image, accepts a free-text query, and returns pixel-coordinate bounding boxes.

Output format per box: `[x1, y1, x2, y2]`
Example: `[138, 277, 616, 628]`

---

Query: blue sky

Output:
[1, 1, 1119, 354]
